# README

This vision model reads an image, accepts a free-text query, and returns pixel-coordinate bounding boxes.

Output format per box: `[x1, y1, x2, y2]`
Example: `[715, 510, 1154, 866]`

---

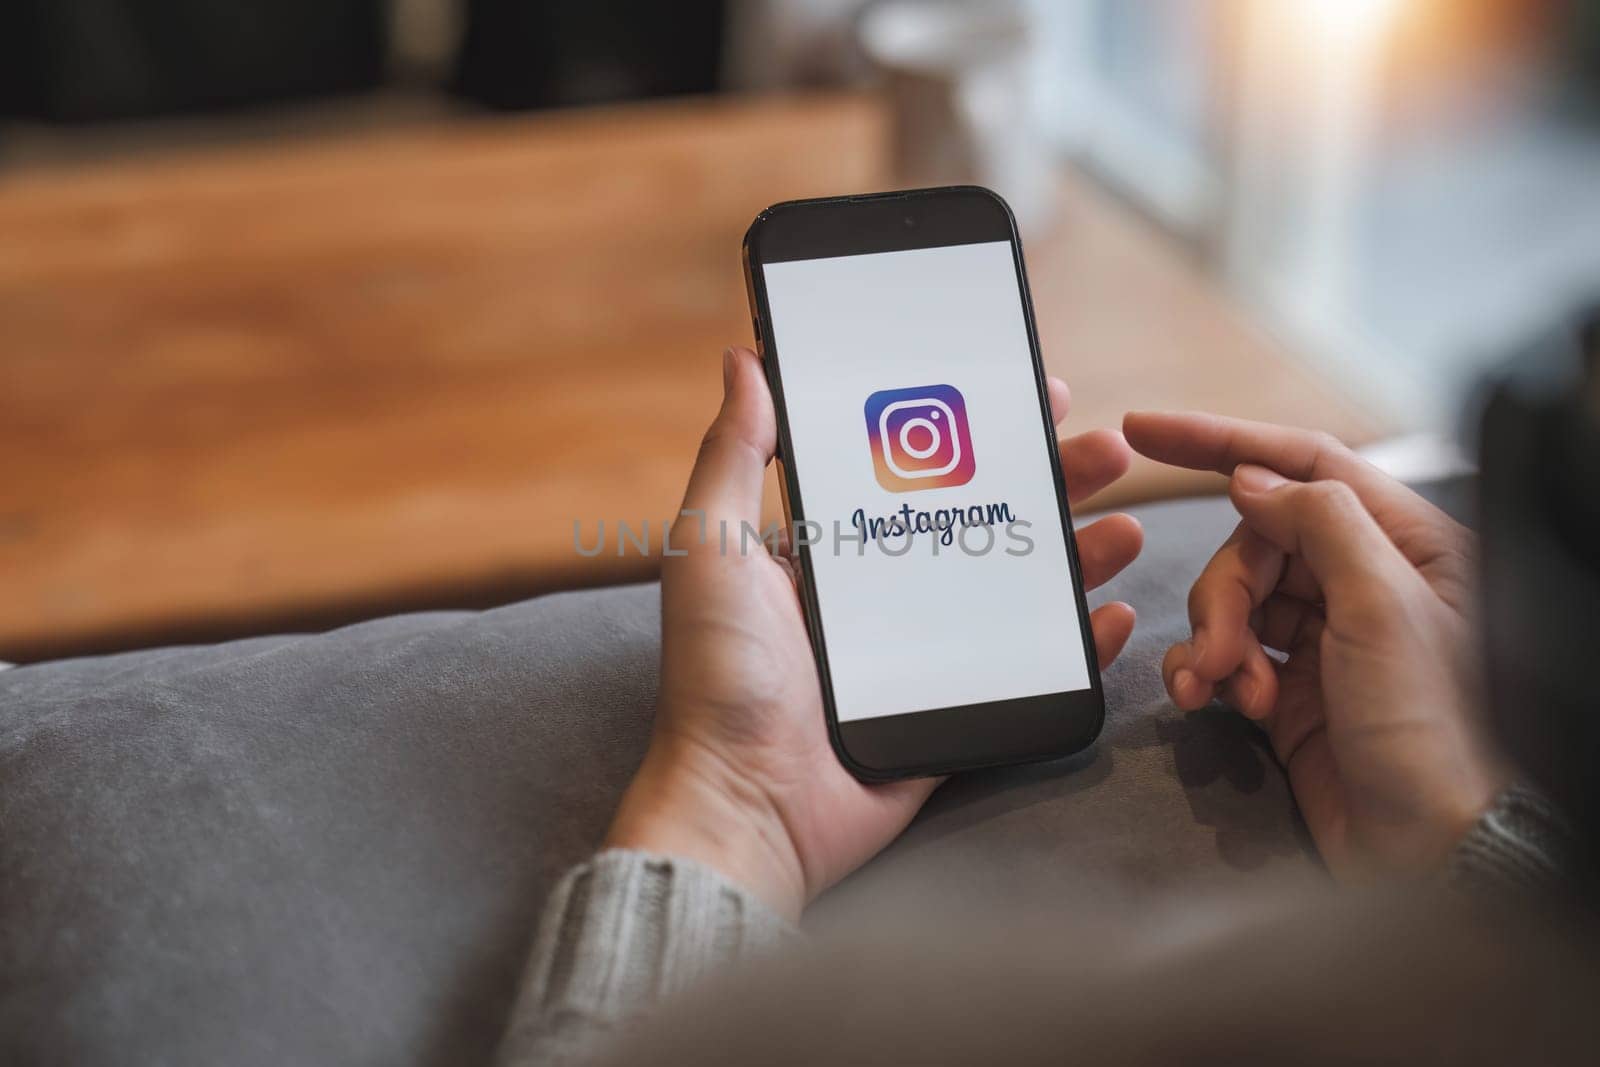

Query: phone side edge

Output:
[742, 216, 877, 782]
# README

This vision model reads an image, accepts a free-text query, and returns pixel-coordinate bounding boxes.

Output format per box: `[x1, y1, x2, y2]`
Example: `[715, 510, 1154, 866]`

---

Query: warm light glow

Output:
[1298, 0, 1405, 44]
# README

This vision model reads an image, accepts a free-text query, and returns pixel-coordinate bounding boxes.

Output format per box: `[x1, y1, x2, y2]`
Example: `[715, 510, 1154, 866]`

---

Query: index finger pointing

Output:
[1123, 412, 1382, 494]
[1122, 411, 1462, 567]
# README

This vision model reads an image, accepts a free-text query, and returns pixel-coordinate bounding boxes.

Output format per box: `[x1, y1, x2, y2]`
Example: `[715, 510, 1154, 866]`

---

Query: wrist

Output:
[604, 736, 808, 921]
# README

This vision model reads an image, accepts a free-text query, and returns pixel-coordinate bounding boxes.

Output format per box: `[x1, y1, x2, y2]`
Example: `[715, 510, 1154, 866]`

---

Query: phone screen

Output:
[763, 239, 1092, 723]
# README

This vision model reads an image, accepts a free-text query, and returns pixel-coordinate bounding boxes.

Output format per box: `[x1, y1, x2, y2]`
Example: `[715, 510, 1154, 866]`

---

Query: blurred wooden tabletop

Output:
[0, 92, 1380, 661]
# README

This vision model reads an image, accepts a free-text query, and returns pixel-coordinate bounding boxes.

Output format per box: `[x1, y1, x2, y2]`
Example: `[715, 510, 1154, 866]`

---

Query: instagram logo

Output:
[864, 384, 976, 492]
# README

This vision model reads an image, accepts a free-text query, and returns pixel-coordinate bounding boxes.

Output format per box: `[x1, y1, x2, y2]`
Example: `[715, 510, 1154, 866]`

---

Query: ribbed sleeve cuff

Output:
[1448, 784, 1582, 899]
[496, 849, 798, 1067]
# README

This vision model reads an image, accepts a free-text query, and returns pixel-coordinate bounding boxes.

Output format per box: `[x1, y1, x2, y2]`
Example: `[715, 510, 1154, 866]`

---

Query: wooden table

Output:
[0, 92, 1379, 662]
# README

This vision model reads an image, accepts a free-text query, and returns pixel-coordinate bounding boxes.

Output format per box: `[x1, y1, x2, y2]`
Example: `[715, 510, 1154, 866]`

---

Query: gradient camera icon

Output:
[863, 384, 976, 492]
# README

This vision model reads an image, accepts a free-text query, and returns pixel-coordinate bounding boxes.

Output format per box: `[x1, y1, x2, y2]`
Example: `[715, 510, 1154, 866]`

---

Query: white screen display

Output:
[763, 240, 1091, 723]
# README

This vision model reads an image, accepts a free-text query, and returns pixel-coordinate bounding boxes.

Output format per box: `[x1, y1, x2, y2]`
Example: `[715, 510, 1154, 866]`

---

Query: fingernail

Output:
[1189, 632, 1207, 670]
[1173, 668, 1197, 699]
[722, 347, 736, 392]
[1233, 463, 1287, 494]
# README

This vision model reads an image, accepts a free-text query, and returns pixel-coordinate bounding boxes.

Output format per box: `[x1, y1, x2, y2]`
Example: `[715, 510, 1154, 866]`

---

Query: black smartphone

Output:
[742, 185, 1106, 781]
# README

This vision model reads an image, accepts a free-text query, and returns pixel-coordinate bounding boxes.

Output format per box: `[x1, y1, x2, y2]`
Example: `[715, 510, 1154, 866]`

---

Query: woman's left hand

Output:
[605, 346, 1144, 919]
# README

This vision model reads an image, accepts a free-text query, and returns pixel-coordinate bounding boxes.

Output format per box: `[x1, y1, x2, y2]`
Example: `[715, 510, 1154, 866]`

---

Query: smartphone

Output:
[742, 185, 1105, 781]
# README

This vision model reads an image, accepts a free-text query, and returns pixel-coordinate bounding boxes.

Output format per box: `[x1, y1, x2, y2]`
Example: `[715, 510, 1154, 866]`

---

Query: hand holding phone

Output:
[605, 338, 1142, 918]
[745, 187, 1124, 778]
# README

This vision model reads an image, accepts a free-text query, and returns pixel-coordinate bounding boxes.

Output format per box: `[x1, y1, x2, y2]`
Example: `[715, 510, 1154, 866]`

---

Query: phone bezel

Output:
[742, 186, 1105, 782]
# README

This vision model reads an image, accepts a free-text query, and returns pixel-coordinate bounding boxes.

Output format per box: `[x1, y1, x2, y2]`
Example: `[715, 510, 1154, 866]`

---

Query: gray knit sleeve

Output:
[495, 849, 799, 1067]
[1448, 784, 1583, 898]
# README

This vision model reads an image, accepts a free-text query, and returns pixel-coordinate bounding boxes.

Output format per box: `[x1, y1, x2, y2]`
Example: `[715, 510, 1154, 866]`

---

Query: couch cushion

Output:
[0, 493, 1312, 1066]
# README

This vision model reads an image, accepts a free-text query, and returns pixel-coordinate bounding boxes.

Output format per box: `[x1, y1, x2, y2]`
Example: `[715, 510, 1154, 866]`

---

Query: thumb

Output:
[678, 346, 777, 532]
[1229, 464, 1417, 620]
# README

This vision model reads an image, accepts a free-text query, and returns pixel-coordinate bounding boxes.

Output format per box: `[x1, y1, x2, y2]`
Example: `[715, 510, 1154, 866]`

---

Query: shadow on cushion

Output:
[0, 493, 1314, 1066]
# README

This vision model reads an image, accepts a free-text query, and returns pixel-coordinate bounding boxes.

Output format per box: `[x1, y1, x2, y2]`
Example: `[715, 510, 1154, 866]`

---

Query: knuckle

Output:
[1293, 429, 1347, 482]
[697, 421, 762, 471]
[1309, 429, 1346, 458]
[667, 512, 717, 561]
[667, 516, 698, 551]
[1337, 585, 1399, 639]
[696, 423, 732, 462]
[1299, 478, 1361, 519]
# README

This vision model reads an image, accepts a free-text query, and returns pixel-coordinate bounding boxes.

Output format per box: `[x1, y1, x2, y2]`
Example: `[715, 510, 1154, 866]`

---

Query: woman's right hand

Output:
[1124, 413, 1508, 880]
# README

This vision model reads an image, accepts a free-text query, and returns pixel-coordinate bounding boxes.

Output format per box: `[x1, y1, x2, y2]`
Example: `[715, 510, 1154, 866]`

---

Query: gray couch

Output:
[0, 494, 1320, 1066]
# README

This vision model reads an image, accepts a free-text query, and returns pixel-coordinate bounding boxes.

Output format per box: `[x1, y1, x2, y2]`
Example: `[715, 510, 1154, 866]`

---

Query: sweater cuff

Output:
[1448, 784, 1582, 898]
[496, 849, 798, 1066]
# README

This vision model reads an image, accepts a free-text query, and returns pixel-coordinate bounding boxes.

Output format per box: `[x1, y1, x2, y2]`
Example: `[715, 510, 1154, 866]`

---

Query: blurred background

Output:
[2, 0, 1596, 661]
